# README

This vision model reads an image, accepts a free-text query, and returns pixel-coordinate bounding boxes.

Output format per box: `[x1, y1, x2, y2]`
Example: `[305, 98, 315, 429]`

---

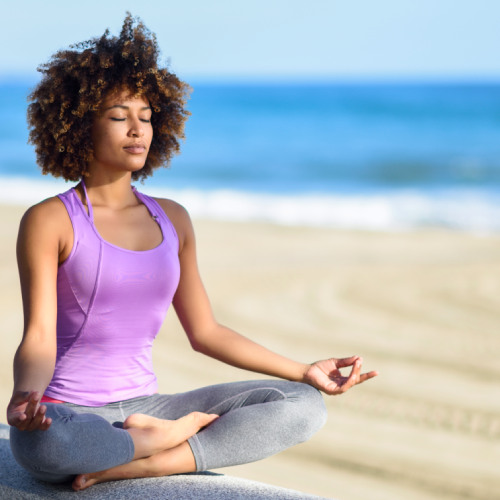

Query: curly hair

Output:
[27, 13, 190, 182]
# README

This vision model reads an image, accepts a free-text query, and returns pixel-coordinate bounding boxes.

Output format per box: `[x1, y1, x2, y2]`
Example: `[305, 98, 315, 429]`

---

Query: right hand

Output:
[303, 356, 378, 395]
[7, 391, 52, 431]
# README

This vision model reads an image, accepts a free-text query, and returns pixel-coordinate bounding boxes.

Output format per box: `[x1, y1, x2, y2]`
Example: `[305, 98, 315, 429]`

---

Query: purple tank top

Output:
[44, 184, 180, 406]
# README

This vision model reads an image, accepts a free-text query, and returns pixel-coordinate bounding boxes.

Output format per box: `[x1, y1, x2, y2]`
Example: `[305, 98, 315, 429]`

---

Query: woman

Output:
[7, 15, 377, 491]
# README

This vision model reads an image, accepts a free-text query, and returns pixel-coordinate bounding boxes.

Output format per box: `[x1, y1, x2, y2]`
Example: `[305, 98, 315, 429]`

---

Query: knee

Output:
[9, 405, 76, 480]
[10, 424, 72, 482]
[293, 384, 328, 441]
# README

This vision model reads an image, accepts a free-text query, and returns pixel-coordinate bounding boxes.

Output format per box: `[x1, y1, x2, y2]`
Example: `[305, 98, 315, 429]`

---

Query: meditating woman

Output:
[7, 14, 377, 491]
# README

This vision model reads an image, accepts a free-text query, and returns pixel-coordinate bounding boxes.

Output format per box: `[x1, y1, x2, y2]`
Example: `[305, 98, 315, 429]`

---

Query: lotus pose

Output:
[7, 15, 377, 491]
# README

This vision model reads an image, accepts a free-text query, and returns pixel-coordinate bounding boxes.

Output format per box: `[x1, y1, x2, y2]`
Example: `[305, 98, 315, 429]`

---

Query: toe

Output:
[72, 475, 87, 491]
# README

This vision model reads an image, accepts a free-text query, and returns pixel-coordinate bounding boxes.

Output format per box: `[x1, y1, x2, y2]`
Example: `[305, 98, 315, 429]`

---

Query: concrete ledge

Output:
[0, 424, 330, 499]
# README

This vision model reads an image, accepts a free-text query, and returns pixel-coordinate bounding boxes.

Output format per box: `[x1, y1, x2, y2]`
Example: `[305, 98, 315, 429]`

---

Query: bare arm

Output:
[7, 199, 70, 430]
[165, 202, 377, 394]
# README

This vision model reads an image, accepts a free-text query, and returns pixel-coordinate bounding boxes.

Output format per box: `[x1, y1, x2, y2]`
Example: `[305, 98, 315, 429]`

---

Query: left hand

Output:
[303, 356, 378, 395]
[7, 391, 52, 431]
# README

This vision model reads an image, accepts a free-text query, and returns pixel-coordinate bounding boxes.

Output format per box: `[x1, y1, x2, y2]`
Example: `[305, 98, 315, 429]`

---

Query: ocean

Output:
[1, 80, 499, 232]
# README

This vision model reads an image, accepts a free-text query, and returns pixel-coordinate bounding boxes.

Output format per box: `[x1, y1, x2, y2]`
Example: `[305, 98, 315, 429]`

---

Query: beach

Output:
[1, 203, 499, 500]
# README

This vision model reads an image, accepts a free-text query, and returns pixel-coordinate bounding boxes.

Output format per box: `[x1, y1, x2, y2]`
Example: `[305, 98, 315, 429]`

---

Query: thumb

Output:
[335, 356, 360, 368]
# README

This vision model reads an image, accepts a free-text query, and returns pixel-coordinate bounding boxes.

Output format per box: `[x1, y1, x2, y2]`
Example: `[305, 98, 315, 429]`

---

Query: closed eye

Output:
[109, 117, 151, 122]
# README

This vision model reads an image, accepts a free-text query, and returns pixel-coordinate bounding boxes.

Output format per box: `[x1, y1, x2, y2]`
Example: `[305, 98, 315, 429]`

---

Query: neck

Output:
[80, 172, 138, 210]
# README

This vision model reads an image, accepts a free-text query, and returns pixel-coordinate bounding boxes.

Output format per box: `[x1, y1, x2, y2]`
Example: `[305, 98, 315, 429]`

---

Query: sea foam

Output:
[1, 176, 498, 234]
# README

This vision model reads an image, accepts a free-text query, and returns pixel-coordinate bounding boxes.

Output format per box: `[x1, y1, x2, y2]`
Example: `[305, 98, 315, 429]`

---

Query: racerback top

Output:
[44, 183, 181, 406]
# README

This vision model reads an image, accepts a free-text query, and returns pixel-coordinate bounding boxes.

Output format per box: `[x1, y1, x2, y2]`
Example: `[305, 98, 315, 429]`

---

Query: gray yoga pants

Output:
[10, 380, 327, 483]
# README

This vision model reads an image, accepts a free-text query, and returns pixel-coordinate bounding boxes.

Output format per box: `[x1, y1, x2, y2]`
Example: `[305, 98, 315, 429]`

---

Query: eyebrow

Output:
[104, 104, 152, 111]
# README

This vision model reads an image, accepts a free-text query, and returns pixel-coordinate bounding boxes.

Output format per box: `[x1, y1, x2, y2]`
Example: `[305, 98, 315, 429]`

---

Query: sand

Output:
[1, 202, 499, 500]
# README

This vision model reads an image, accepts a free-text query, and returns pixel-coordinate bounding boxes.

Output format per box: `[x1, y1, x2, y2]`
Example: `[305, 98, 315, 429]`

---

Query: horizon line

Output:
[1, 72, 500, 86]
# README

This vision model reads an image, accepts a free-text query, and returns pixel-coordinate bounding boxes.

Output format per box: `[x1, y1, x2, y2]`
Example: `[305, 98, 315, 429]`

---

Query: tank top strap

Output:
[132, 186, 161, 222]
[132, 188, 178, 245]
[77, 182, 173, 239]
[80, 179, 94, 222]
[80, 182, 151, 223]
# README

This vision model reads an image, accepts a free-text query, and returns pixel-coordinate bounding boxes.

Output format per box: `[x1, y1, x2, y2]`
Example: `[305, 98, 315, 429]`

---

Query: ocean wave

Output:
[1, 176, 499, 233]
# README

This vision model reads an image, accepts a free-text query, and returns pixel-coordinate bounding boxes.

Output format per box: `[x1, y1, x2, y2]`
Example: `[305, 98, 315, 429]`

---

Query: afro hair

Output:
[27, 13, 190, 182]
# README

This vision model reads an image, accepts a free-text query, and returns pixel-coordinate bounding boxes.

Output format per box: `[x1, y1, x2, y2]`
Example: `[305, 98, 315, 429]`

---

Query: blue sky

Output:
[1, 0, 499, 82]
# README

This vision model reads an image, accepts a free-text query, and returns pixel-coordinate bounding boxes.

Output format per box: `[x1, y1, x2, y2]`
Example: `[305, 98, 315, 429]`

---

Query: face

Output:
[90, 89, 153, 176]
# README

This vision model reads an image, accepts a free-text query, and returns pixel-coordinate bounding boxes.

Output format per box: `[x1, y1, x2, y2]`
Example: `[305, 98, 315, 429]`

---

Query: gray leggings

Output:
[10, 380, 327, 483]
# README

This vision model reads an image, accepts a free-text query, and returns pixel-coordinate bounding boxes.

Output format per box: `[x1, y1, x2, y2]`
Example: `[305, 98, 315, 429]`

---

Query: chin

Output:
[126, 161, 148, 173]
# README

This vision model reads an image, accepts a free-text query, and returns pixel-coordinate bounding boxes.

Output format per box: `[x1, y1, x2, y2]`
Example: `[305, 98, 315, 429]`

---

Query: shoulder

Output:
[154, 198, 194, 252]
[18, 196, 72, 254]
[20, 196, 69, 231]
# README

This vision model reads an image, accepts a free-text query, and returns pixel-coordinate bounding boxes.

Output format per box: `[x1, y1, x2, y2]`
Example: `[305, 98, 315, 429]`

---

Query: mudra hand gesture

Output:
[303, 356, 378, 395]
[7, 391, 52, 432]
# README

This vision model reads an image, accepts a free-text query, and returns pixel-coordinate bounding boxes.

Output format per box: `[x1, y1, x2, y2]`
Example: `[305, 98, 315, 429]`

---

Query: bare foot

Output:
[72, 413, 217, 491]
[124, 411, 218, 456]
[73, 473, 99, 491]
[73, 442, 196, 491]
[72, 462, 141, 491]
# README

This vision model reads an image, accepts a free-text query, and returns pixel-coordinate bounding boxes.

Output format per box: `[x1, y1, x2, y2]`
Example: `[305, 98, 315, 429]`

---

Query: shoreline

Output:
[1, 203, 499, 499]
[0, 177, 500, 234]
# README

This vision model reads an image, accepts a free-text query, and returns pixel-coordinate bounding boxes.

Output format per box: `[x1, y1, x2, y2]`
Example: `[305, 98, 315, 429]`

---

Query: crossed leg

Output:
[73, 413, 208, 490]
[73, 381, 327, 491]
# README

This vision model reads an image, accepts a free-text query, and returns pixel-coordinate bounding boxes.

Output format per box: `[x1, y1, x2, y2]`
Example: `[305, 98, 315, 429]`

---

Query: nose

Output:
[128, 117, 145, 137]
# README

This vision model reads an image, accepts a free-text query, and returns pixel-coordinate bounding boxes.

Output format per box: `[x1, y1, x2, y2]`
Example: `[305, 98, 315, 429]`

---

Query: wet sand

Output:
[1, 203, 499, 499]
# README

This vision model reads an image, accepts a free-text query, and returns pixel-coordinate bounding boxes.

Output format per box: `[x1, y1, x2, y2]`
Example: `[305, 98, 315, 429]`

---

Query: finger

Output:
[34, 413, 52, 432]
[338, 358, 363, 393]
[22, 392, 41, 430]
[334, 356, 360, 369]
[27, 404, 47, 432]
[40, 417, 52, 431]
[24, 391, 40, 420]
[358, 370, 379, 384]
[328, 368, 378, 396]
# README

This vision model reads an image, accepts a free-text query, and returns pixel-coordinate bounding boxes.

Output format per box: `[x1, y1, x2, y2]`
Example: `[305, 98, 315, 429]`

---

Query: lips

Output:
[123, 143, 147, 154]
